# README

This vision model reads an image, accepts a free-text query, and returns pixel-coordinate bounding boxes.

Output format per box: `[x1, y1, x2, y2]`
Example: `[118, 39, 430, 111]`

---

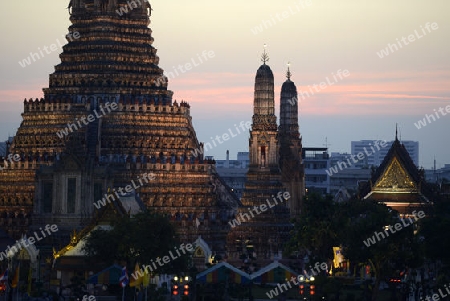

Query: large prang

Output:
[0, 0, 238, 261]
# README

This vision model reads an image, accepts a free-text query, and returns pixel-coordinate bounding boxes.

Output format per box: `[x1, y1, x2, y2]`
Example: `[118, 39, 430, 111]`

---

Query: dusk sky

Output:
[1, 0, 449, 168]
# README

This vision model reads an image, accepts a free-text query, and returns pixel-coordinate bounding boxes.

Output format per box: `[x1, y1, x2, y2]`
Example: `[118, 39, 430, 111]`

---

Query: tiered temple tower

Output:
[227, 50, 292, 266]
[0, 0, 238, 259]
[278, 65, 305, 217]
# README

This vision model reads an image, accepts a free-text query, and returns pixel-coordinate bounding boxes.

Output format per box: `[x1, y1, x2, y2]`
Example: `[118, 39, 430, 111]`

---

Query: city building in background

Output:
[351, 140, 419, 167]
[302, 147, 330, 195]
[215, 151, 249, 169]
[425, 163, 450, 184]
[216, 151, 249, 199]
[0, 137, 14, 157]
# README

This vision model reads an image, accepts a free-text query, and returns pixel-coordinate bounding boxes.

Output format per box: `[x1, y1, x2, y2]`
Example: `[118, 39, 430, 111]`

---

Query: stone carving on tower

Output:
[278, 63, 305, 217]
[0, 0, 238, 260]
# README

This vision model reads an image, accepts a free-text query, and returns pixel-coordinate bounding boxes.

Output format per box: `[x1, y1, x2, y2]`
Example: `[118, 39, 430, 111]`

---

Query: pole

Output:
[15, 260, 20, 301]
[5, 280, 8, 301]
[122, 287, 125, 301]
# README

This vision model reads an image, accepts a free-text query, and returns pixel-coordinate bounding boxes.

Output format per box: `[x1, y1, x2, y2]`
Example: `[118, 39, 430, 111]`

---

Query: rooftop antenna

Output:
[323, 137, 331, 149]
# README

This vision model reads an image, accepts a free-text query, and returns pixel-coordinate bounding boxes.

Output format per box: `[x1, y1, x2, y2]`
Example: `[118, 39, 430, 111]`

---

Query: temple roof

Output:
[53, 193, 144, 260]
[360, 137, 432, 205]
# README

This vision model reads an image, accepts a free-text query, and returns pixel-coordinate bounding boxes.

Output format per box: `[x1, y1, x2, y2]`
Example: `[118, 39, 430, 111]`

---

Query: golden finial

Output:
[286, 62, 292, 80]
[261, 44, 269, 64]
[70, 229, 78, 245]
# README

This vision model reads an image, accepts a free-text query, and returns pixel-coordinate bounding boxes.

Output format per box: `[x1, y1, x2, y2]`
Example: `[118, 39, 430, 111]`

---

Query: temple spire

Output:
[261, 44, 269, 65]
[396, 123, 398, 141]
[286, 62, 292, 80]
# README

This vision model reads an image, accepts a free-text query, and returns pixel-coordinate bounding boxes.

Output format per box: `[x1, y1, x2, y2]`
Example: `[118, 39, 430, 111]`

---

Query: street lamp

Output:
[172, 275, 190, 299]
[172, 276, 179, 297]
[182, 276, 190, 296]
[308, 276, 315, 301]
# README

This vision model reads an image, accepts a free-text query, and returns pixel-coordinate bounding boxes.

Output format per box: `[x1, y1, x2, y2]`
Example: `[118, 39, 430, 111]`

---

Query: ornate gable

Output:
[373, 156, 418, 193]
[360, 135, 433, 216]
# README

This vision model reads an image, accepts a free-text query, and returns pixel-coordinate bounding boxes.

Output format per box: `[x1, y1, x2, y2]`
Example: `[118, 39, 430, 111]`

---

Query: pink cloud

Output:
[2, 69, 449, 117]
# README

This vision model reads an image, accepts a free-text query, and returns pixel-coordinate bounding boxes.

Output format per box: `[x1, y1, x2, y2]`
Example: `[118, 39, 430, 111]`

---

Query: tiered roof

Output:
[361, 136, 432, 214]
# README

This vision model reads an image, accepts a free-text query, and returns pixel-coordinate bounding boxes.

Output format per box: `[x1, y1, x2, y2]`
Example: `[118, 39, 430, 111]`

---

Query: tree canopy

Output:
[82, 210, 190, 274]
[287, 193, 424, 301]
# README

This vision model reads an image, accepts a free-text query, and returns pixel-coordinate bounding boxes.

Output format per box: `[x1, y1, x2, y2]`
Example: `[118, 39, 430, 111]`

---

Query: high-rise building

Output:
[216, 151, 249, 199]
[302, 147, 330, 195]
[0, 0, 238, 261]
[215, 151, 249, 170]
[351, 140, 419, 167]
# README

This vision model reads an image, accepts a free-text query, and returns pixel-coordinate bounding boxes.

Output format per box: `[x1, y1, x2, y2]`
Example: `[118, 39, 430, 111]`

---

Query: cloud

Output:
[171, 69, 450, 116]
[2, 70, 449, 118]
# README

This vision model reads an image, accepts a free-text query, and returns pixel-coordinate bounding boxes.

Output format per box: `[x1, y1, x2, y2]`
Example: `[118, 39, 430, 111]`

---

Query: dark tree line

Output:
[287, 192, 450, 301]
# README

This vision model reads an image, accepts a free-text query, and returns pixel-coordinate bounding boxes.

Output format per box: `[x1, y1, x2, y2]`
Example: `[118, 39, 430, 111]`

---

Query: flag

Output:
[0, 269, 8, 282]
[129, 263, 142, 287]
[11, 266, 19, 288]
[142, 271, 150, 287]
[119, 266, 129, 288]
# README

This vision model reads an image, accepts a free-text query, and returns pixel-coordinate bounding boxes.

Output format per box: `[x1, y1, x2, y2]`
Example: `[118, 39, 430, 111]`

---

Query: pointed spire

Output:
[286, 62, 292, 80]
[261, 44, 269, 65]
[395, 123, 398, 141]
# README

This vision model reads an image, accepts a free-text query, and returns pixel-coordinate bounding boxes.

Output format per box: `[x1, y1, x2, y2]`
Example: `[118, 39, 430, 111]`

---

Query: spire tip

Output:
[261, 44, 269, 64]
[286, 62, 292, 80]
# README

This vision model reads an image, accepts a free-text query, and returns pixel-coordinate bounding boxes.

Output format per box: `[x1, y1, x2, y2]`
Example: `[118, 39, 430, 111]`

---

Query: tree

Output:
[82, 210, 190, 274]
[419, 192, 450, 285]
[337, 198, 423, 301]
[286, 193, 341, 263]
[287, 194, 423, 301]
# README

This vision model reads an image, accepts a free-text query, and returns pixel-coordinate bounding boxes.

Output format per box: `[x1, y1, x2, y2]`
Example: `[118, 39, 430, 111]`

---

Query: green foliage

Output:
[287, 193, 424, 301]
[420, 198, 450, 265]
[419, 193, 450, 282]
[82, 210, 190, 273]
[286, 193, 340, 262]
[337, 198, 422, 270]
